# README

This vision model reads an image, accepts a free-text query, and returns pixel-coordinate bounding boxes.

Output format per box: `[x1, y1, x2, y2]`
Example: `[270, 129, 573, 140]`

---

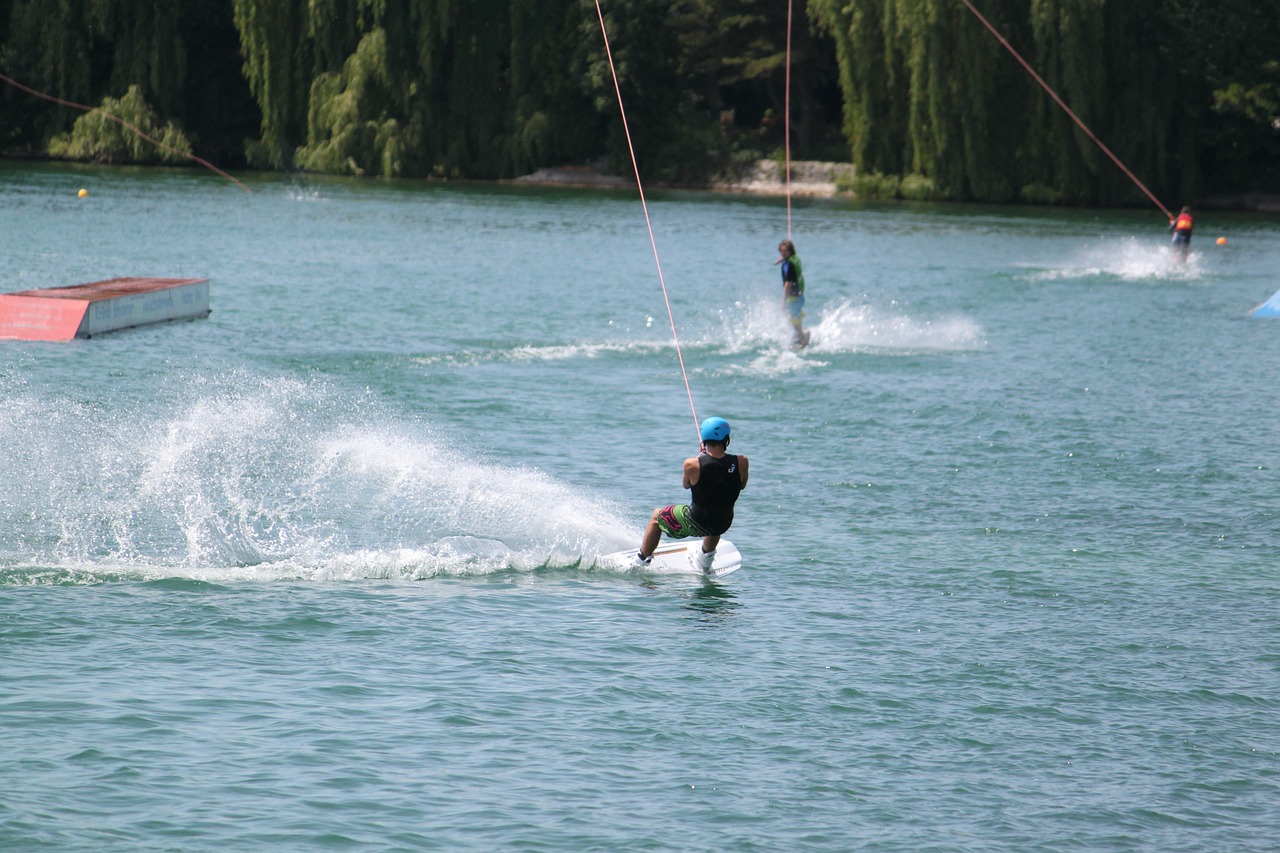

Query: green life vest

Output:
[785, 254, 805, 297]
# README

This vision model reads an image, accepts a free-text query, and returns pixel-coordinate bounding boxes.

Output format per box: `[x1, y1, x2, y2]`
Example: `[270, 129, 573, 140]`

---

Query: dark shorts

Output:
[655, 504, 713, 539]
[1172, 232, 1191, 245]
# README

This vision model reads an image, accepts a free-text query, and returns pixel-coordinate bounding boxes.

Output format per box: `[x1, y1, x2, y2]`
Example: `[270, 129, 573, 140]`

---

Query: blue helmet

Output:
[700, 416, 731, 443]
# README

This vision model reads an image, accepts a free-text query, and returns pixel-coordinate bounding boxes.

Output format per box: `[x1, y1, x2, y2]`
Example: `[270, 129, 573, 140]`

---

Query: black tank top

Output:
[689, 453, 742, 535]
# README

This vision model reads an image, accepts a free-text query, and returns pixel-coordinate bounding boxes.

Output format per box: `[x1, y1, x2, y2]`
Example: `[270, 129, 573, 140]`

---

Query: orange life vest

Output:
[1173, 213, 1193, 233]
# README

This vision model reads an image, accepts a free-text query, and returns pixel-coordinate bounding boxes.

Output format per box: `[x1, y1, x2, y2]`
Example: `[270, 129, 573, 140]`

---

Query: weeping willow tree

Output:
[231, 0, 313, 167]
[2, 0, 253, 161]
[4, 0, 191, 125]
[1093, 0, 1194, 205]
[811, 0, 1195, 204]
[576, 0, 843, 184]
[231, 0, 607, 177]
[1021, 0, 1196, 205]
[1012, 0, 1105, 202]
[7, 0, 1264, 200]
[811, 0, 1026, 200]
[664, 0, 842, 171]
[902, 0, 1025, 200]
[295, 28, 405, 176]
[1, 0, 835, 184]
[235, 0, 831, 182]
[508, 0, 595, 173]
[577, 0, 723, 183]
[46, 84, 193, 163]
[3, 0, 108, 129]
[405, 0, 533, 177]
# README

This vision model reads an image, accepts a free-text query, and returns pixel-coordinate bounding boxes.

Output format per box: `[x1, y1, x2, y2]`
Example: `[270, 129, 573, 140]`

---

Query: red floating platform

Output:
[0, 277, 210, 341]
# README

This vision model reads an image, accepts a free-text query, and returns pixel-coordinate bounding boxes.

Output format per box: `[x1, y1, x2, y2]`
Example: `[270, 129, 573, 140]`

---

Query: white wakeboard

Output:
[600, 538, 742, 578]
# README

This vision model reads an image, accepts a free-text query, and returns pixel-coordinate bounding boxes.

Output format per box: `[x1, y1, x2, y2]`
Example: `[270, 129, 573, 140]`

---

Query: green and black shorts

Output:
[655, 504, 713, 539]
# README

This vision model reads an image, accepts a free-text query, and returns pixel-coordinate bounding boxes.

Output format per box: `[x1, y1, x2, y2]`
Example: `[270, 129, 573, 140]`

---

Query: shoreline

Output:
[513, 158, 1280, 212]
[7, 153, 1279, 211]
[512, 159, 855, 198]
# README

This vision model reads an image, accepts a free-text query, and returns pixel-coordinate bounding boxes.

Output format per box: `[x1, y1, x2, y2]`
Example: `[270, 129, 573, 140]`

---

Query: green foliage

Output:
[2, 0, 1277, 198]
[580, 0, 705, 180]
[811, 0, 1280, 202]
[294, 29, 409, 176]
[578, 0, 840, 185]
[1019, 182, 1066, 205]
[717, 145, 763, 184]
[1175, 0, 1280, 193]
[766, 149, 788, 180]
[1214, 73, 1280, 126]
[2, 0, 255, 163]
[841, 170, 899, 199]
[232, 0, 310, 168]
[899, 172, 942, 201]
[812, 0, 1024, 202]
[838, 170, 940, 201]
[46, 85, 192, 164]
[228, 0, 610, 178]
[3, 0, 108, 130]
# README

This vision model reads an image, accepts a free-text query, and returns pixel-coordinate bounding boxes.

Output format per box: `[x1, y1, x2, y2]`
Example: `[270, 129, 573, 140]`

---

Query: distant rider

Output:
[635, 417, 749, 572]
[1170, 206, 1194, 263]
[777, 239, 808, 347]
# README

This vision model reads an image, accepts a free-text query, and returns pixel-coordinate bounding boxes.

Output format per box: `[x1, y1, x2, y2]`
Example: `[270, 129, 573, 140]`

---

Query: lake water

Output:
[2, 161, 1278, 851]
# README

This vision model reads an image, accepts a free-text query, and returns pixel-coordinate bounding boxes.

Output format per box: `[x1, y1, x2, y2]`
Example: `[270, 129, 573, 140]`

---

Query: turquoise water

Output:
[2, 161, 1278, 851]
